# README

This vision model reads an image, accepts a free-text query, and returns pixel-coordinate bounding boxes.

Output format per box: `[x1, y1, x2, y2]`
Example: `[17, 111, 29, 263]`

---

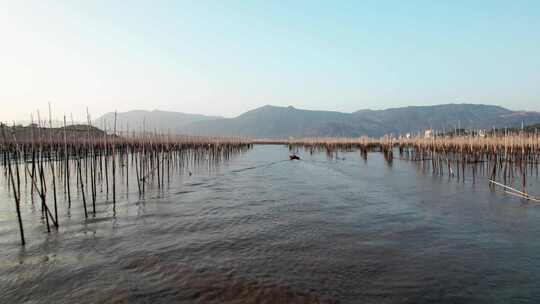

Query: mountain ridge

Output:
[95, 103, 540, 138]
[96, 110, 222, 132]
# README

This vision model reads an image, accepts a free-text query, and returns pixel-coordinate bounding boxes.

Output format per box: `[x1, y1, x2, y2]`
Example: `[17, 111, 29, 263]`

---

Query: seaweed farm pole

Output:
[161, 138, 165, 189]
[126, 123, 129, 192]
[112, 111, 117, 211]
[142, 143, 145, 195]
[142, 120, 146, 195]
[2, 126, 25, 245]
[520, 129, 526, 194]
[92, 142, 97, 214]
[36, 112, 51, 232]
[135, 145, 141, 196]
[87, 108, 96, 215]
[77, 150, 88, 218]
[167, 131, 171, 186]
[104, 121, 109, 199]
[15, 147, 21, 202]
[156, 132, 161, 190]
[49, 103, 58, 227]
[63, 116, 71, 208]
[30, 114, 36, 203]
[13, 125, 56, 230]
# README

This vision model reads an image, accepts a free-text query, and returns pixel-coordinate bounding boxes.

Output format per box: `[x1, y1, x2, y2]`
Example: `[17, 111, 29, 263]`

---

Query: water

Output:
[1, 145, 540, 303]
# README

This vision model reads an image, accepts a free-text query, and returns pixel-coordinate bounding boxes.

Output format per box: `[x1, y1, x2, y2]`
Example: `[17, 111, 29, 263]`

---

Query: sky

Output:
[1, 0, 539, 122]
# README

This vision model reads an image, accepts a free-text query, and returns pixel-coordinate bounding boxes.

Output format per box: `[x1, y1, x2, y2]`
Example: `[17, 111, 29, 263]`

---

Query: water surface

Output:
[1, 145, 540, 303]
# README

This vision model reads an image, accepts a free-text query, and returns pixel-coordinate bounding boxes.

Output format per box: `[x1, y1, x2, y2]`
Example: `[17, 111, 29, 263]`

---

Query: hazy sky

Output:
[1, 1, 539, 122]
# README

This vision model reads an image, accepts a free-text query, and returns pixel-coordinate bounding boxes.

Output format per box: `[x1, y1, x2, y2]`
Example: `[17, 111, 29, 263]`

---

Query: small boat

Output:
[289, 154, 300, 160]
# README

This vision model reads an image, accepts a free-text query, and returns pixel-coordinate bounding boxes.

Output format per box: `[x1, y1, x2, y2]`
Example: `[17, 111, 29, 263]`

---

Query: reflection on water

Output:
[1, 145, 540, 303]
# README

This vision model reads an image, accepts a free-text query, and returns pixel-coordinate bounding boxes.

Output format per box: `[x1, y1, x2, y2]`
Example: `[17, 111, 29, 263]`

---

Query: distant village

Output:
[402, 122, 540, 140]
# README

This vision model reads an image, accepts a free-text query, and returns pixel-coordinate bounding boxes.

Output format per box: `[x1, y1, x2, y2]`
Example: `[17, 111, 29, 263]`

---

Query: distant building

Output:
[424, 129, 433, 138]
[406, 133, 411, 139]
[478, 130, 486, 138]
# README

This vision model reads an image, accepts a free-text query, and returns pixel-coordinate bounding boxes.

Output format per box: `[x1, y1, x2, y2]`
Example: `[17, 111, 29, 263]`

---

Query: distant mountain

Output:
[2, 124, 106, 141]
[182, 105, 376, 138]
[182, 104, 540, 138]
[95, 104, 540, 138]
[95, 110, 221, 133]
[351, 104, 535, 136]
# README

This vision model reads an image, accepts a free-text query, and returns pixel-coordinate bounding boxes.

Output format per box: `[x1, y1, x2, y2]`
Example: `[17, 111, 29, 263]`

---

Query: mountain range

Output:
[96, 104, 540, 138]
